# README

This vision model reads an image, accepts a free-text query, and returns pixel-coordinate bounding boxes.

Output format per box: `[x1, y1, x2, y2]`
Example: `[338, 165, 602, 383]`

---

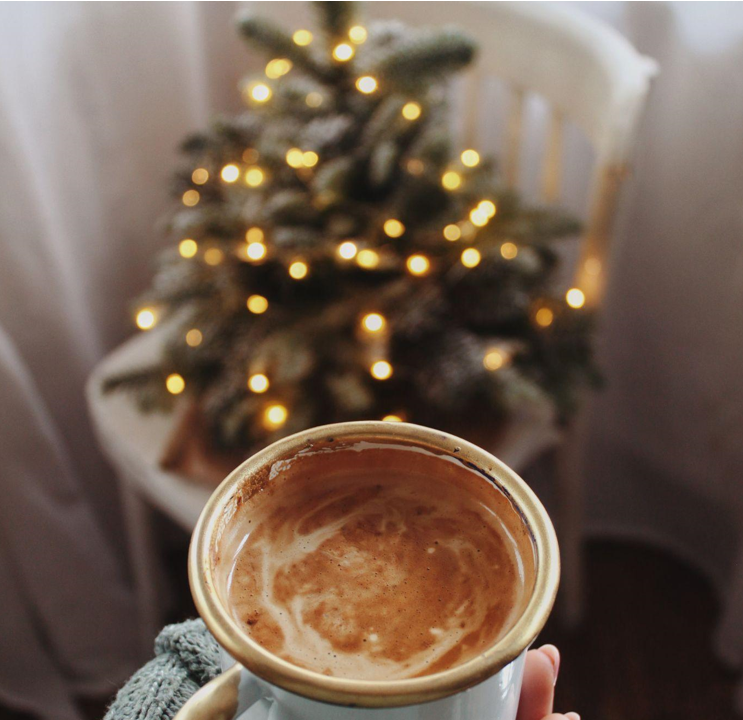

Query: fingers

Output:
[516, 646, 558, 720]
[542, 715, 581, 720]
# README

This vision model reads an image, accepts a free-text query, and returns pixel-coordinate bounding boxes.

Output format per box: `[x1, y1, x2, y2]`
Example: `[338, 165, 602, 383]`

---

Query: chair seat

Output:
[87, 330, 562, 531]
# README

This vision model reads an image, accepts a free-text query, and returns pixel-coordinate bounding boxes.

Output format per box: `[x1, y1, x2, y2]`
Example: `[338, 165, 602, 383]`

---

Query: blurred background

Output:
[1, 2, 742, 719]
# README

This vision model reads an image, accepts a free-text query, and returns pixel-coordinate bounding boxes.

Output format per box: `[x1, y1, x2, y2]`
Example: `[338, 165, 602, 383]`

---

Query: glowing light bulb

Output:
[245, 167, 265, 187]
[166, 373, 185, 395]
[249, 83, 272, 103]
[355, 76, 378, 94]
[191, 168, 209, 185]
[302, 151, 319, 168]
[383, 219, 405, 238]
[248, 373, 270, 394]
[289, 261, 308, 279]
[441, 171, 462, 190]
[337, 241, 358, 260]
[401, 102, 422, 121]
[286, 148, 304, 168]
[469, 208, 489, 227]
[292, 29, 313, 46]
[349, 25, 367, 43]
[461, 248, 481, 268]
[535, 307, 554, 327]
[357, 249, 379, 269]
[332, 43, 354, 62]
[246, 227, 264, 243]
[305, 92, 323, 108]
[371, 360, 393, 380]
[406, 158, 425, 175]
[406, 254, 430, 276]
[443, 224, 461, 241]
[461, 149, 480, 167]
[182, 189, 200, 206]
[265, 58, 292, 79]
[135, 308, 157, 330]
[483, 348, 508, 371]
[185, 329, 203, 347]
[500, 242, 518, 260]
[362, 313, 386, 332]
[383, 414, 403, 422]
[566, 288, 586, 309]
[247, 294, 269, 314]
[246, 242, 267, 261]
[264, 403, 288, 429]
[221, 164, 240, 183]
[242, 148, 259, 164]
[179, 239, 198, 258]
[203, 248, 224, 266]
[478, 200, 497, 218]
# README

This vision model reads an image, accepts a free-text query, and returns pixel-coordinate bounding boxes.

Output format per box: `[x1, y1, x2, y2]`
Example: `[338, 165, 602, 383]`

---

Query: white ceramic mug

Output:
[177, 421, 559, 720]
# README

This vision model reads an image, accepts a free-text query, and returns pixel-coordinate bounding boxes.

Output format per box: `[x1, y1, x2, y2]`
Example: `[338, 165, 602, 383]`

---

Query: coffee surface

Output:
[225, 446, 527, 680]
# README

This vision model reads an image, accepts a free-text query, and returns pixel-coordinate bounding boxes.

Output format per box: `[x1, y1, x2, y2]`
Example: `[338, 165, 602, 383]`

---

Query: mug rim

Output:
[189, 421, 560, 708]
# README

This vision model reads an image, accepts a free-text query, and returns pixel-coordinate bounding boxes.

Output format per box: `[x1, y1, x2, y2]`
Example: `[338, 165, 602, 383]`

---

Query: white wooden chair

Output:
[87, 2, 657, 650]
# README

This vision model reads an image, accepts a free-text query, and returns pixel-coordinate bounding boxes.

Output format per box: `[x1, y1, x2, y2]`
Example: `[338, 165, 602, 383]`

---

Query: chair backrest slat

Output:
[541, 109, 563, 204]
[504, 86, 525, 191]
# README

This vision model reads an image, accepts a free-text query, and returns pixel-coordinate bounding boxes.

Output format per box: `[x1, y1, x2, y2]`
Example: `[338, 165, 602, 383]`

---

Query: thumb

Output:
[516, 646, 559, 720]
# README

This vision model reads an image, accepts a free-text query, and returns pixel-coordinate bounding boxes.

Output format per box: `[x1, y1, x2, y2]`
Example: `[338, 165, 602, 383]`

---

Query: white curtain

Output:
[0, 2, 742, 718]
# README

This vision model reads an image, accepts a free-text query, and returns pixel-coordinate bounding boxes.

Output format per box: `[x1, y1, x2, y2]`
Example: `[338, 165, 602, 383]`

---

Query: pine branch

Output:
[313, 1, 356, 41]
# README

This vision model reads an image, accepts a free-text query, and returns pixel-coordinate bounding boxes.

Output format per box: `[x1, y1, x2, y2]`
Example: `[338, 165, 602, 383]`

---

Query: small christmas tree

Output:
[105, 1, 597, 457]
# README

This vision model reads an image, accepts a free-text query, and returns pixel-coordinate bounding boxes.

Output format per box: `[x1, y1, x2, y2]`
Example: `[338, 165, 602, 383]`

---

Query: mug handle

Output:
[174, 664, 242, 720]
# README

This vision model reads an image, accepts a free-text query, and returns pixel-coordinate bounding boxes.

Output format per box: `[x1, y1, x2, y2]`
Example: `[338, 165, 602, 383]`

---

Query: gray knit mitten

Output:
[104, 620, 221, 720]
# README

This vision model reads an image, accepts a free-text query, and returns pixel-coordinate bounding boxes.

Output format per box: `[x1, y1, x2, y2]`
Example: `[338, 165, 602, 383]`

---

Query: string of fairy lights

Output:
[134, 22, 592, 433]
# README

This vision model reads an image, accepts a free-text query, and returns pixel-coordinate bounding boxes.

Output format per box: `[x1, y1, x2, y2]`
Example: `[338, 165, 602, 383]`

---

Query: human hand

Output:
[516, 645, 580, 720]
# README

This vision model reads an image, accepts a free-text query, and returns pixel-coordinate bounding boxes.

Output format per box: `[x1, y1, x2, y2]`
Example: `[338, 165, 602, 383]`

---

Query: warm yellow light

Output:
[265, 58, 292, 79]
[332, 43, 355, 62]
[483, 348, 508, 371]
[406, 254, 430, 276]
[289, 261, 308, 279]
[179, 239, 198, 258]
[203, 248, 224, 266]
[264, 403, 288, 429]
[585, 258, 602, 276]
[242, 148, 259, 164]
[401, 102, 422, 121]
[248, 373, 270, 394]
[250, 83, 272, 103]
[357, 249, 379, 269]
[337, 241, 358, 260]
[286, 148, 304, 168]
[371, 360, 393, 380]
[443, 224, 461, 241]
[247, 294, 269, 314]
[500, 242, 518, 260]
[135, 308, 157, 330]
[191, 168, 209, 185]
[566, 288, 586, 309]
[383, 414, 403, 422]
[478, 200, 497, 218]
[406, 158, 425, 175]
[221, 164, 240, 183]
[461, 248, 481, 268]
[185, 329, 202, 347]
[166, 373, 186, 395]
[349, 25, 367, 43]
[246, 242, 267, 261]
[461, 149, 480, 167]
[535, 307, 554, 327]
[246, 227, 264, 243]
[362, 313, 386, 333]
[245, 167, 265, 187]
[305, 92, 323, 108]
[293, 28, 313, 45]
[383, 219, 405, 238]
[302, 151, 319, 168]
[182, 189, 200, 207]
[355, 76, 378, 94]
[469, 208, 489, 227]
[442, 171, 462, 190]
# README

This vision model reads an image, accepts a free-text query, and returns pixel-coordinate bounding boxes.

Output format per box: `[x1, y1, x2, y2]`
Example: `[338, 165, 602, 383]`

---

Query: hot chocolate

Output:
[223, 442, 532, 681]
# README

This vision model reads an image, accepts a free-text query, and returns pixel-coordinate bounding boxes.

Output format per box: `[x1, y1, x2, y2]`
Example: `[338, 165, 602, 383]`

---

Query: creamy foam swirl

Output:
[225, 447, 526, 681]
